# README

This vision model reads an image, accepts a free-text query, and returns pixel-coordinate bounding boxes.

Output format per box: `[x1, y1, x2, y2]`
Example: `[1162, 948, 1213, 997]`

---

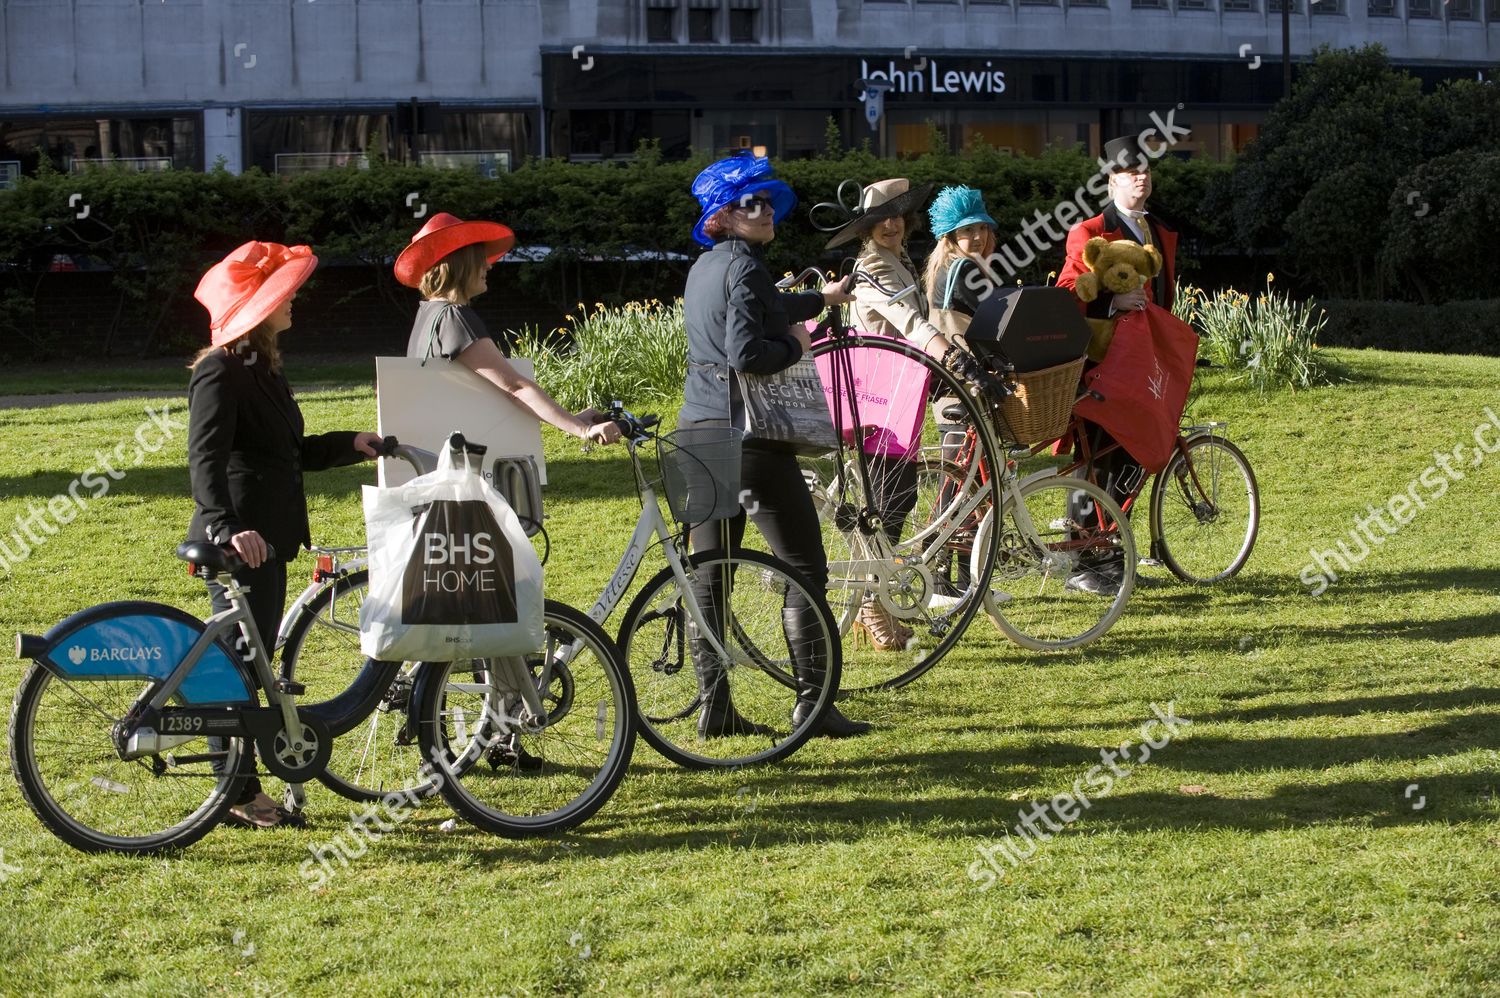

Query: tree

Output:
[1224, 45, 1428, 298]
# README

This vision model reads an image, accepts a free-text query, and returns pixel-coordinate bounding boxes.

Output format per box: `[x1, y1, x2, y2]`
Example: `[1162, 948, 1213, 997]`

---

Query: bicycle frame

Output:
[583, 426, 739, 666]
[1026, 418, 1232, 531]
[116, 569, 307, 761]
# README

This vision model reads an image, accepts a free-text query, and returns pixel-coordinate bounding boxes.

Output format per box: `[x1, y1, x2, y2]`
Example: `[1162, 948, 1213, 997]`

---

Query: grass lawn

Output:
[0, 348, 1497, 995]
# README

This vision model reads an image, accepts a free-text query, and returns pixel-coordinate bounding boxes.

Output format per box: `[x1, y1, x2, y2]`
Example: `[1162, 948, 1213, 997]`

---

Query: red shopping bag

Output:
[1072, 305, 1198, 474]
[811, 326, 931, 459]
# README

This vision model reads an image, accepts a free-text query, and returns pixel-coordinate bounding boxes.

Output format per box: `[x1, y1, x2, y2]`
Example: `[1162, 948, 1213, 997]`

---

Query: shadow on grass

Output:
[296, 708, 1499, 866]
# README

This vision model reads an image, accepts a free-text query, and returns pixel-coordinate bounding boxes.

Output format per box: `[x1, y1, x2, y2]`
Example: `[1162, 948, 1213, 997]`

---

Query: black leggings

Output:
[687, 439, 828, 609]
[205, 557, 287, 802]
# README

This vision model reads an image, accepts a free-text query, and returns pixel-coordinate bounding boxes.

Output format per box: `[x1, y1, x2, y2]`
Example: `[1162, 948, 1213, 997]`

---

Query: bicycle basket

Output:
[992, 357, 1086, 446]
[658, 426, 744, 525]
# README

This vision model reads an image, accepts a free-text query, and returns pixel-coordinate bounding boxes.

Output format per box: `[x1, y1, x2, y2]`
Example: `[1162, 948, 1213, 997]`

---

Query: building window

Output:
[1019, 0, 1057, 6]
[646, 7, 677, 42]
[1131, 0, 1168, 8]
[1268, 0, 1298, 12]
[1067, 0, 1107, 7]
[1223, 0, 1255, 10]
[1, 115, 200, 176]
[729, 8, 759, 40]
[1178, 0, 1212, 10]
[688, 7, 717, 41]
[1368, 0, 1395, 15]
[1407, 0, 1435, 15]
[1310, 0, 1342, 12]
[1488, 0, 1499, 19]
[1446, 0, 1475, 17]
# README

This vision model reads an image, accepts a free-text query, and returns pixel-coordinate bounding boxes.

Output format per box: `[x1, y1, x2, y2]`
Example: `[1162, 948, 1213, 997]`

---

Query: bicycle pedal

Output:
[272, 678, 306, 696]
[1138, 558, 1163, 568]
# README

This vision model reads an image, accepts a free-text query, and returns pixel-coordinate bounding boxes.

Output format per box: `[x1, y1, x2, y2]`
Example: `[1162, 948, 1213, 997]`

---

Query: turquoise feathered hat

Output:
[928, 186, 997, 239]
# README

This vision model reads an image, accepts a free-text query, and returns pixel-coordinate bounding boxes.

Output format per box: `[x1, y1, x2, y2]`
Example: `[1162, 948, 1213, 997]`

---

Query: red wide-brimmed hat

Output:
[393, 213, 515, 289]
[194, 241, 318, 347]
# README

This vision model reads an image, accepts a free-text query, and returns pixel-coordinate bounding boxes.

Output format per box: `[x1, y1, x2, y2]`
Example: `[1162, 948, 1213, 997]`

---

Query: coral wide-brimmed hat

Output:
[194, 241, 318, 347]
[812, 178, 935, 250]
[394, 213, 515, 289]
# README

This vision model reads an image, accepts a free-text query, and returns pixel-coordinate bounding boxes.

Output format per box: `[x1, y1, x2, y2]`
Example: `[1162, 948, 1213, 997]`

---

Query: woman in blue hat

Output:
[679, 151, 871, 740]
[924, 186, 1001, 344]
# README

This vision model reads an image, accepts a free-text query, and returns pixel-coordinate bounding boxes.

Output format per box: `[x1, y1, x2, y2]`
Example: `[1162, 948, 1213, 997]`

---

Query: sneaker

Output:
[1064, 568, 1120, 598]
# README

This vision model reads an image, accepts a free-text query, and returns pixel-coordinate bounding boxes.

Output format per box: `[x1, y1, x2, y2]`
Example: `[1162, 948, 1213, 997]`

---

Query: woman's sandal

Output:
[854, 598, 914, 652]
[224, 791, 307, 830]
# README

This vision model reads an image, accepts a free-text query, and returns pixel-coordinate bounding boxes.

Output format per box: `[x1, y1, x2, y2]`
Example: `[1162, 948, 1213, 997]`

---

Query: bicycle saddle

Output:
[175, 541, 274, 574]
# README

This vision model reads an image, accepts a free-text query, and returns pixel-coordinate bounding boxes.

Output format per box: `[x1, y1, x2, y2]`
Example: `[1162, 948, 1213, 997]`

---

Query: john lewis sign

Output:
[856, 59, 1008, 100]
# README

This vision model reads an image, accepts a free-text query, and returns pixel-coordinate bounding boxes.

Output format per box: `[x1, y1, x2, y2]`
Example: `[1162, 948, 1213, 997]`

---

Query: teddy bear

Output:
[1072, 236, 1163, 361]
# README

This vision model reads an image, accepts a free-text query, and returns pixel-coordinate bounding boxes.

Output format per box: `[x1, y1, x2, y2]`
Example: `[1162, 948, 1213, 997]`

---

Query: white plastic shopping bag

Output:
[360, 439, 544, 661]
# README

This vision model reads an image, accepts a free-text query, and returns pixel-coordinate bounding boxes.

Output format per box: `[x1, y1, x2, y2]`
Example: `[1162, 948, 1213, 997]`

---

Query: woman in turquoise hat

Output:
[923, 185, 1001, 345]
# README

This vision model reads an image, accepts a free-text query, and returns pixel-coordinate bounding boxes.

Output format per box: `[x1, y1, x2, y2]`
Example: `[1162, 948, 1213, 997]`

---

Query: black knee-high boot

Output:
[785, 606, 872, 738]
[691, 619, 773, 739]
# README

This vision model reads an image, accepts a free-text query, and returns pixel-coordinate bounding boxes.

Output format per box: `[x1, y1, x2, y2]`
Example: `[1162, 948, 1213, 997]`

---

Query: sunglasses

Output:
[732, 197, 775, 213]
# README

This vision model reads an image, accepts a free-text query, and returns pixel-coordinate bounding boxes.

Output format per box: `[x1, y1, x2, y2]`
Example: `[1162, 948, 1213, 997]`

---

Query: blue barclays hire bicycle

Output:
[9, 434, 636, 854]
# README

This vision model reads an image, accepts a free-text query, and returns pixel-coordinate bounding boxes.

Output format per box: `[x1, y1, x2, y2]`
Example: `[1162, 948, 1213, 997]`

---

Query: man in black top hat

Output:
[1054, 133, 1183, 596]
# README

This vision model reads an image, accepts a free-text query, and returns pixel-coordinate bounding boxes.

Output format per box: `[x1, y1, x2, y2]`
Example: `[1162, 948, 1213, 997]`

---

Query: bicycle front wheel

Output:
[977, 474, 1136, 651]
[802, 332, 1003, 694]
[1149, 434, 1260, 584]
[280, 569, 435, 803]
[414, 601, 635, 837]
[617, 549, 840, 769]
[9, 662, 249, 854]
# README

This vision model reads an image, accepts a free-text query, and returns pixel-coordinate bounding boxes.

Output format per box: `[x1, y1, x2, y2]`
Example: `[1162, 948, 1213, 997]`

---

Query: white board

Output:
[375, 356, 547, 489]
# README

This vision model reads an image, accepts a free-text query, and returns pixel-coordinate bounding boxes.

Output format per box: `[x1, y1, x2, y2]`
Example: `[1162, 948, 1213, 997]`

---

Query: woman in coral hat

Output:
[396, 213, 620, 447]
[187, 240, 384, 829]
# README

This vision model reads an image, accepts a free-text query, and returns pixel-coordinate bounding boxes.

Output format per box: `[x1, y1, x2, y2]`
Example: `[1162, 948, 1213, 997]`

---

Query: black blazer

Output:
[185, 346, 363, 558]
[679, 237, 825, 425]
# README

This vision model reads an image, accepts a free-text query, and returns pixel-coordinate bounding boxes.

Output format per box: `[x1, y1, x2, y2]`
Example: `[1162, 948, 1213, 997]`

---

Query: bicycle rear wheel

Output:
[976, 474, 1136, 651]
[414, 601, 635, 837]
[1149, 434, 1259, 584]
[617, 549, 839, 768]
[801, 333, 1003, 694]
[280, 569, 435, 803]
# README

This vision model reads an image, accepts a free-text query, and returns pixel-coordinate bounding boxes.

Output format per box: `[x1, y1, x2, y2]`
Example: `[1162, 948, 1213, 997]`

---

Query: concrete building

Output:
[0, 0, 1493, 180]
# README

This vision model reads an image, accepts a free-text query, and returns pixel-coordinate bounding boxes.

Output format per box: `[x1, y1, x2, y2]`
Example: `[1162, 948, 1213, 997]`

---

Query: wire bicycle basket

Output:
[656, 426, 745, 526]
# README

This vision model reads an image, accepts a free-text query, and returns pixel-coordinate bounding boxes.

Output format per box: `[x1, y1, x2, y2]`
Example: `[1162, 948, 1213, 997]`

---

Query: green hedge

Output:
[1317, 299, 1500, 356]
[0, 142, 1229, 358]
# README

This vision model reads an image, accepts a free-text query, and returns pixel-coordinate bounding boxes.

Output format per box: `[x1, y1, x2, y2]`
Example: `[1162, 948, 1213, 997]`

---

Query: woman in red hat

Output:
[187, 240, 383, 829]
[396, 214, 621, 446]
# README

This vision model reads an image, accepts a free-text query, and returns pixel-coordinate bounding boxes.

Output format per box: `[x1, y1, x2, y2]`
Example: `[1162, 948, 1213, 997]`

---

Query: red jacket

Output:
[1056, 203, 1178, 319]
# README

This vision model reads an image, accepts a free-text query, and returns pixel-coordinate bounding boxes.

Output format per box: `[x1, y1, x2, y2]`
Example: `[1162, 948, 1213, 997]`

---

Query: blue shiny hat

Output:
[928, 185, 997, 239]
[690, 152, 797, 248]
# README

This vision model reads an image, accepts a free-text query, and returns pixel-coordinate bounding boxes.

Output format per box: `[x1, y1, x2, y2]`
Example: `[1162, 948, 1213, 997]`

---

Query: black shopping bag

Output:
[400, 499, 518, 626]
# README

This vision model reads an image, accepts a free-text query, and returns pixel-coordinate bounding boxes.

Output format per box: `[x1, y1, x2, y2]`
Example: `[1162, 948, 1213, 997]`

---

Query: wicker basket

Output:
[992, 357, 1086, 445]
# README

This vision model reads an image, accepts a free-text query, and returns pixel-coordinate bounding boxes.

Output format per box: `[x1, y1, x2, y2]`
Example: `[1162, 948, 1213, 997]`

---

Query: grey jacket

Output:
[679, 237, 825, 425]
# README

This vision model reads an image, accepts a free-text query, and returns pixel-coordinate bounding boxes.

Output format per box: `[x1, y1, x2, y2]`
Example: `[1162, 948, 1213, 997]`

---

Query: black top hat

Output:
[1100, 134, 1155, 173]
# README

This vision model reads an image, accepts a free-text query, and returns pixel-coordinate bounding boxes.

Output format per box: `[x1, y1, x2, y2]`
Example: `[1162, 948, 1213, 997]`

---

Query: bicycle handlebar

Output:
[775, 267, 825, 290]
[605, 402, 661, 441]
